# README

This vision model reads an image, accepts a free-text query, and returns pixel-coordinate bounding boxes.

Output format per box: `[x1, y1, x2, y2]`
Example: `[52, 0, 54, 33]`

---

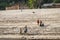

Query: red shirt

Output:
[37, 19, 39, 24]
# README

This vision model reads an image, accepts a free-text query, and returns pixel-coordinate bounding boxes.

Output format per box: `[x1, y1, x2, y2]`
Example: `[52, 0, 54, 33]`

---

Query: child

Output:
[37, 19, 39, 25]
[40, 20, 44, 27]
[24, 25, 27, 33]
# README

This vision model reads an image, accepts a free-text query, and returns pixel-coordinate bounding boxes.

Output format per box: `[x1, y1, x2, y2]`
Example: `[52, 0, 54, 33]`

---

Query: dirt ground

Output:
[0, 9, 60, 39]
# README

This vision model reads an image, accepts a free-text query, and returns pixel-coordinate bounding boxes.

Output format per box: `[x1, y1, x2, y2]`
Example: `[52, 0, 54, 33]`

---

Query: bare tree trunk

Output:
[37, 0, 43, 8]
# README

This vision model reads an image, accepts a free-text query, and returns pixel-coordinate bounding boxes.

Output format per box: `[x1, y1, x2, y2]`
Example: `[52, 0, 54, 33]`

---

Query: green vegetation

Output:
[43, 0, 53, 3]
[0, 2, 8, 7]
[0, 0, 60, 9]
[27, 0, 37, 8]
[54, 0, 60, 3]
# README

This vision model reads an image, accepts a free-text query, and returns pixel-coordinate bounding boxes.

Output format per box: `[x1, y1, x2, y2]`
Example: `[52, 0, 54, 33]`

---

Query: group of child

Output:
[24, 19, 44, 33]
[37, 19, 44, 27]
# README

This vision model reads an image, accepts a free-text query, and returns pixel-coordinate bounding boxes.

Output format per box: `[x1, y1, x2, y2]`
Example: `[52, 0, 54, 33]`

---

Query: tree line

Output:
[0, 0, 60, 9]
